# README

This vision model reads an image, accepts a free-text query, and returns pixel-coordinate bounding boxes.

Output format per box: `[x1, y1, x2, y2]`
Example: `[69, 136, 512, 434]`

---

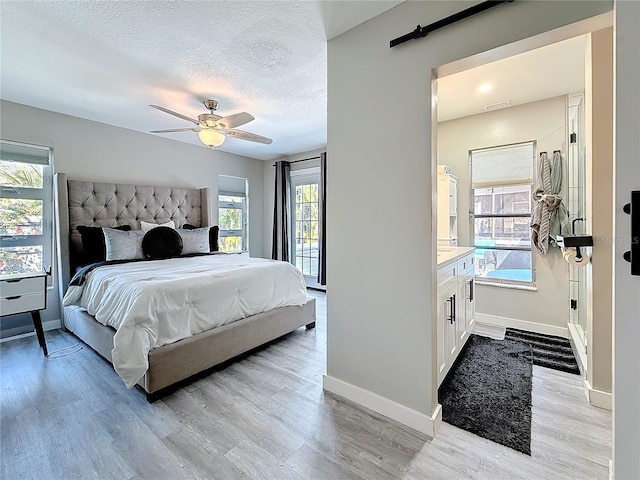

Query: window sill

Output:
[475, 280, 537, 292]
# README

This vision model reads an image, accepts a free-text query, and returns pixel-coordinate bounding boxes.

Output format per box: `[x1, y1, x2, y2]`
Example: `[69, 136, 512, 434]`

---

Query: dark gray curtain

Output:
[317, 152, 327, 285]
[272, 161, 291, 261]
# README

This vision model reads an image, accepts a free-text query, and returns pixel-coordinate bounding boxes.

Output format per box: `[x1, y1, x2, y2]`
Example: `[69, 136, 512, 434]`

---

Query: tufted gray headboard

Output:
[54, 173, 211, 300]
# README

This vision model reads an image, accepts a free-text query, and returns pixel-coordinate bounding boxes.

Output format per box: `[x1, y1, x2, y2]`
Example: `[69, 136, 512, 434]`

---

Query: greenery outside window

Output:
[0, 141, 53, 280]
[218, 194, 246, 252]
[470, 142, 535, 286]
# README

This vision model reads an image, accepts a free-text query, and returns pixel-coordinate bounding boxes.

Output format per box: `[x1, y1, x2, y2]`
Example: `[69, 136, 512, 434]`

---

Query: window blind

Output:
[0, 142, 50, 166]
[218, 175, 246, 197]
[471, 142, 534, 188]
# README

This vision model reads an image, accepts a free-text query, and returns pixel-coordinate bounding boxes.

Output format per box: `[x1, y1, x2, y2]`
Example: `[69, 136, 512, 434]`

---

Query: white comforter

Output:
[63, 255, 308, 388]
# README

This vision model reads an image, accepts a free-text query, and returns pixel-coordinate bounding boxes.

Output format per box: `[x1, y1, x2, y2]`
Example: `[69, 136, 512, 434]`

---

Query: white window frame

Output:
[217, 191, 247, 252]
[470, 141, 536, 288]
[0, 140, 54, 285]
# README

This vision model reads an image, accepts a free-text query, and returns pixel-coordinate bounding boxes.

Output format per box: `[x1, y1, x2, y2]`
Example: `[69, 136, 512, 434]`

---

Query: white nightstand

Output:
[0, 272, 48, 356]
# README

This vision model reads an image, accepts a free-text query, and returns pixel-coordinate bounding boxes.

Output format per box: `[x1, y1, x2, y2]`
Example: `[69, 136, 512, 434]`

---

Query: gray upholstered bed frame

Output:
[54, 173, 315, 399]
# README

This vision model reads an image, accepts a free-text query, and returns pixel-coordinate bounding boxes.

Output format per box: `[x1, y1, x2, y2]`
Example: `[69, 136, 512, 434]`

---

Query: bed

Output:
[54, 173, 316, 400]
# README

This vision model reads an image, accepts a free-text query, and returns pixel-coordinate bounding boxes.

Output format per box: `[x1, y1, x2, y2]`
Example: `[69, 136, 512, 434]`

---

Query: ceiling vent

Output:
[485, 100, 511, 111]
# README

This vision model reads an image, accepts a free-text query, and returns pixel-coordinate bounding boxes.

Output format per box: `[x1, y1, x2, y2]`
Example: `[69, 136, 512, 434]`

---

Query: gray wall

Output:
[327, 0, 612, 422]
[438, 96, 570, 330]
[1, 100, 266, 336]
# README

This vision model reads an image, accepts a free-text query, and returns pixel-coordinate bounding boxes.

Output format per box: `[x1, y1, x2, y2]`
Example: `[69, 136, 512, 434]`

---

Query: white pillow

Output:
[103, 228, 145, 261]
[140, 220, 175, 233]
[178, 228, 210, 254]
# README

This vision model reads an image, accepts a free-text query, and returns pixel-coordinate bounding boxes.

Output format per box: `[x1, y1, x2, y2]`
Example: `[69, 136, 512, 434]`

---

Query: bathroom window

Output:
[470, 142, 535, 286]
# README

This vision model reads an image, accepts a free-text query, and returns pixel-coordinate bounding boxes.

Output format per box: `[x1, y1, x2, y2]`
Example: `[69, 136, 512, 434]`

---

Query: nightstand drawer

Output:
[1, 276, 45, 296]
[1, 292, 46, 316]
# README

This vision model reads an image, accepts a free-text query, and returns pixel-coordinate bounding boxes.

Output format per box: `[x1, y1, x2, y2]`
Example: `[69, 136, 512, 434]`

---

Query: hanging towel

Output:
[548, 151, 570, 243]
[530, 151, 569, 254]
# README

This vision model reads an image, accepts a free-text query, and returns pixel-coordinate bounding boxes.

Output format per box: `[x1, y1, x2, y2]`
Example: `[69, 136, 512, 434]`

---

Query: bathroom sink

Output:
[556, 235, 594, 248]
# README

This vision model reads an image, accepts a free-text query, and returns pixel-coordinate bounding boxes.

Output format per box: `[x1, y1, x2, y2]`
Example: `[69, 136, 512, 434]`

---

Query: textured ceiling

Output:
[0, 0, 402, 160]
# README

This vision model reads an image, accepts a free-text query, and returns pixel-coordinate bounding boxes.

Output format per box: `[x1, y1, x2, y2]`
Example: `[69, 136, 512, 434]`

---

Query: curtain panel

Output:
[317, 152, 327, 285]
[272, 161, 291, 261]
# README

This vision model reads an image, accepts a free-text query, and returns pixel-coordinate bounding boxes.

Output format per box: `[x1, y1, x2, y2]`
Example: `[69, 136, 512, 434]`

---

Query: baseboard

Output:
[567, 323, 587, 376]
[472, 321, 506, 339]
[475, 313, 569, 339]
[323, 375, 441, 438]
[583, 379, 612, 410]
[0, 319, 61, 342]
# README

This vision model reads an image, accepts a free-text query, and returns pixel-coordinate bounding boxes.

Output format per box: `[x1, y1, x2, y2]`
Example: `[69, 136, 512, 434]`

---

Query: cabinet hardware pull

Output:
[468, 279, 474, 302]
[447, 295, 454, 324]
[6, 295, 22, 300]
[5, 279, 22, 283]
[450, 293, 456, 323]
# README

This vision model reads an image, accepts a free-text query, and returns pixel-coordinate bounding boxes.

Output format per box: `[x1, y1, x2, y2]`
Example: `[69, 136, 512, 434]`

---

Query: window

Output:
[0, 141, 53, 280]
[470, 142, 535, 286]
[290, 168, 320, 286]
[217, 175, 247, 252]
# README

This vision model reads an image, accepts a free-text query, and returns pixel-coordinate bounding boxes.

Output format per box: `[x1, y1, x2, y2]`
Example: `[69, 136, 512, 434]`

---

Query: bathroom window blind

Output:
[471, 142, 534, 188]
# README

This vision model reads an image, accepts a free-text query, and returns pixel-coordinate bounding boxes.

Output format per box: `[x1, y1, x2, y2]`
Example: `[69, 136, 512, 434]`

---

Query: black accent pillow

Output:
[77, 225, 131, 265]
[142, 226, 183, 259]
[183, 224, 219, 251]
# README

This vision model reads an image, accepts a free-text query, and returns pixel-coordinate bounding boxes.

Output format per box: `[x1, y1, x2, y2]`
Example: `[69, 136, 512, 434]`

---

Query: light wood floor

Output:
[1, 291, 611, 479]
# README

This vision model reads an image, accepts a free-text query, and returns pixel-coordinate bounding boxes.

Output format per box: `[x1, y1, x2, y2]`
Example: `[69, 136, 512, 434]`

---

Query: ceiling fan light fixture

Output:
[198, 129, 225, 147]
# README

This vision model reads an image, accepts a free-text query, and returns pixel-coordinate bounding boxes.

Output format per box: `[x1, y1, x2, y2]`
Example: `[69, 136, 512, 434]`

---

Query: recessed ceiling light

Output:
[478, 83, 493, 93]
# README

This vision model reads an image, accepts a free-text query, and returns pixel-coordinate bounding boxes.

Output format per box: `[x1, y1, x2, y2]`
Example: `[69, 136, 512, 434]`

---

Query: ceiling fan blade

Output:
[226, 128, 273, 145]
[150, 105, 199, 124]
[217, 112, 255, 129]
[150, 127, 201, 133]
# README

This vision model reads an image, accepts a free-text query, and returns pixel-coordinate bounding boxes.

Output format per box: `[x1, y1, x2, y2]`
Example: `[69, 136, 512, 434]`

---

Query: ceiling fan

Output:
[149, 99, 273, 147]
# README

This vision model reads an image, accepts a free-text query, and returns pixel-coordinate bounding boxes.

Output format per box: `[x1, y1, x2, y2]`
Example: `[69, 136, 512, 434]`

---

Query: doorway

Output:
[432, 14, 614, 463]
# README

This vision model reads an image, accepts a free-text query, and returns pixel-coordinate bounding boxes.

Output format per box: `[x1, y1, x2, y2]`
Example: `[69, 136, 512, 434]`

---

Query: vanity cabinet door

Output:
[464, 273, 475, 335]
[458, 272, 475, 345]
[437, 282, 458, 386]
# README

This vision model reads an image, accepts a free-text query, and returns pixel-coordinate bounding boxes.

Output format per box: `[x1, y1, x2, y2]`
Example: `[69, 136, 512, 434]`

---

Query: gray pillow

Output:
[177, 227, 210, 254]
[103, 228, 145, 261]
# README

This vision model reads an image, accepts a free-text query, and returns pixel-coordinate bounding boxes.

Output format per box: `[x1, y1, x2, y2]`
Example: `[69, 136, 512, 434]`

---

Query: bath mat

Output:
[505, 328, 580, 375]
[438, 334, 533, 455]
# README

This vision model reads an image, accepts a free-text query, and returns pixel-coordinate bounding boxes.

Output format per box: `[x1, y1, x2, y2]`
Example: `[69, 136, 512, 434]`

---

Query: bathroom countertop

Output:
[437, 246, 475, 267]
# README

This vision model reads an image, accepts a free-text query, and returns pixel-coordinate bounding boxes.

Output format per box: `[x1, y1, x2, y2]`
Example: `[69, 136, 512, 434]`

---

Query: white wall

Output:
[438, 96, 570, 331]
[1, 100, 266, 334]
[327, 0, 612, 432]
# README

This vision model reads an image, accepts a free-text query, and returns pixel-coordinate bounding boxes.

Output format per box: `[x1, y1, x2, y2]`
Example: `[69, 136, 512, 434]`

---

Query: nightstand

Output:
[0, 272, 48, 356]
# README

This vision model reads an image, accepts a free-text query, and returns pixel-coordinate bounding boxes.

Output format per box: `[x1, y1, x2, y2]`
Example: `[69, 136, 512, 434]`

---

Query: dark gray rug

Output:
[504, 328, 580, 375]
[438, 335, 533, 455]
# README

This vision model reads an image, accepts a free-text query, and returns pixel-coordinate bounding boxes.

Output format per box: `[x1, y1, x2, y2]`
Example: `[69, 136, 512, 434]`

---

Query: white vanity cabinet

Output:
[437, 262, 459, 385]
[436, 247, 475, 386]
